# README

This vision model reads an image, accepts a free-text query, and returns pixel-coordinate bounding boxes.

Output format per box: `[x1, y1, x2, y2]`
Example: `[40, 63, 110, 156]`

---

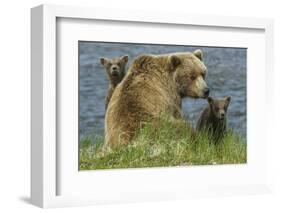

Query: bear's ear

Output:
[169, 55, 181, 72]
[207, 97, 214, 105]
[193, 49, 203, 61]
[100, 57, 107, 66]
[121, 55, 129, 63]
[224, 96, 231, 106]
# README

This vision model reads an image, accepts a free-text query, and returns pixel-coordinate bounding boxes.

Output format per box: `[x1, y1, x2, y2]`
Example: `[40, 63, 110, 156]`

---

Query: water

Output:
[79, 42, 247, 141]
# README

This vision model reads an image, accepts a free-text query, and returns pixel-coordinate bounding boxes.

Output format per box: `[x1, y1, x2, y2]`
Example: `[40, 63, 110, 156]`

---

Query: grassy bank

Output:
[79, 118, 246, 170]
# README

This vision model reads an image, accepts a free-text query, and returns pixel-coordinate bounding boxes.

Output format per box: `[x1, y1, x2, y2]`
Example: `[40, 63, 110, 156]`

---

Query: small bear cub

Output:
[100, 55, 129, 109]
[196, 96, 231, 143]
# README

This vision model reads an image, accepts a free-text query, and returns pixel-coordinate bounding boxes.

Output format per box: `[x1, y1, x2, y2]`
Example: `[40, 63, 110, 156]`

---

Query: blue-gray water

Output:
[79, 42, 246, 141]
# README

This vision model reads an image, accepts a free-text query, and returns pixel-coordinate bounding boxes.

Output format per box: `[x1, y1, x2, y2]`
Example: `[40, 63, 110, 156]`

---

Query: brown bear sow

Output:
[100, 55, 129, 109]
[196, 96, 231, 142]
[105, 50, 209, 146]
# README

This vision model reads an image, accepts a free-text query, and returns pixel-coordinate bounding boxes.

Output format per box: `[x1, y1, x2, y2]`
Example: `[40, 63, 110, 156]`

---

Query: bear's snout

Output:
[203, 87, 210, 98]
[111, 66, 120, 76]
[220, 112, 225, 119]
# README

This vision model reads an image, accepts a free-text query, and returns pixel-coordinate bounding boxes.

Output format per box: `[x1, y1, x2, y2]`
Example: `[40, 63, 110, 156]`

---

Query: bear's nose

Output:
[112, 66, 118, 71]
[220, 112, 225, 118]
[203, 87, 210, 97]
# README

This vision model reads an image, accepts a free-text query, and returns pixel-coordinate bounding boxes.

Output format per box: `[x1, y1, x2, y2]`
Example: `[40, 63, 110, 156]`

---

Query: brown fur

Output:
[196, 96, 231, 142]
[100, 55, 128, 109]
[105, 50, 209, 146]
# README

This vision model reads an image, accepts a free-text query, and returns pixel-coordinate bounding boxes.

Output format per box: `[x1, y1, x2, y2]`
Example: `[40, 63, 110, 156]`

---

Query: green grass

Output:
[79, 117, 246, 170]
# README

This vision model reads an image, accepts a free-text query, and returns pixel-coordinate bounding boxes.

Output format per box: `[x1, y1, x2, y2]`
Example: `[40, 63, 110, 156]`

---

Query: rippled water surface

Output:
[79, 42, 246, 141]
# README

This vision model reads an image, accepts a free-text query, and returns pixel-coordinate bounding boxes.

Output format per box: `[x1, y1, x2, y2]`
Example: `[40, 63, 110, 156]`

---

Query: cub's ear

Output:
[100, 57, 107, 65]
[169, 55, 181, 72]
[193, 49, 203, 61]
[224, 96, 231, 106]
[121, 55, 129, 63]
[207, 97, 214, 105]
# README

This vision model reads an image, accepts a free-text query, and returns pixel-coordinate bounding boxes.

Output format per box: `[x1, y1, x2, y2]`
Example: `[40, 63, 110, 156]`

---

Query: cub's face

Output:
[100, 55, 129, 84]
[171, 50, 209, 99]
[208, 96, 231, 120]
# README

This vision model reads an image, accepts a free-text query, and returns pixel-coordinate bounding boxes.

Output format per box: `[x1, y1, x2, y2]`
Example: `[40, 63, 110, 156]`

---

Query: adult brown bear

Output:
[105, 50, 209, 146]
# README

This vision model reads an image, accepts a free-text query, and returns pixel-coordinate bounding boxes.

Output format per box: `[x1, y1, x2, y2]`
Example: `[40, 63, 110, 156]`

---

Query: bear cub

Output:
[196, 96, 231, 143]
[100, 55, 129, 109]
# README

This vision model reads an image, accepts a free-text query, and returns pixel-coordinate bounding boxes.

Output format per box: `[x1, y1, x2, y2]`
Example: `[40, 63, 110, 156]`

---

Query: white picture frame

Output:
[31, 4, 274, 208]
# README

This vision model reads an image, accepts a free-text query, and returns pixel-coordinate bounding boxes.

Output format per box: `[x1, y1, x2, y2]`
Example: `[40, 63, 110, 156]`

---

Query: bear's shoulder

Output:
[130, 54, 156, 71]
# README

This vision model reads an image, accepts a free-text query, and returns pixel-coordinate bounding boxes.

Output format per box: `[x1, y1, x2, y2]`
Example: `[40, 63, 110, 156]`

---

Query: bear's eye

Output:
[215, 106, 219, 112]
[190, 75, 196, 81]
